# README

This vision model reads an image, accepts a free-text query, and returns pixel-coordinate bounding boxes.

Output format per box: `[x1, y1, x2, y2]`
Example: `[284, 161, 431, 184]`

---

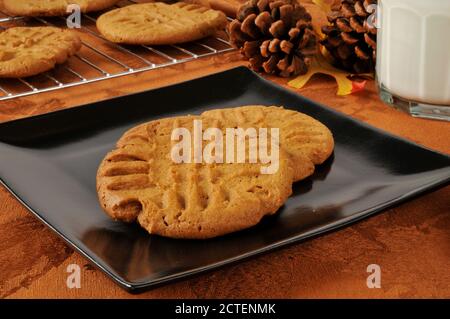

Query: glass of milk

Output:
[376, 0, 450, 121]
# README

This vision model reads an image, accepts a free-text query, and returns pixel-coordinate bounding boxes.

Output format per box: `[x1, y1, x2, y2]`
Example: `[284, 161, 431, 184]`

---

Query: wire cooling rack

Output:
[0, 0, 235, 101]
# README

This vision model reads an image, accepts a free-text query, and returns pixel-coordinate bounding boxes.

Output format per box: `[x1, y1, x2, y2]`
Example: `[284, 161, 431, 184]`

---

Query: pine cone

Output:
[321, 0, 377, 74]
[229, 0, 317, 77]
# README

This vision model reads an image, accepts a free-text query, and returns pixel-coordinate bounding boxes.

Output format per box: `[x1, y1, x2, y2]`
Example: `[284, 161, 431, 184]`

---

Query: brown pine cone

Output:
[321, 0, 377, 73]
[229, 0, 317, 77]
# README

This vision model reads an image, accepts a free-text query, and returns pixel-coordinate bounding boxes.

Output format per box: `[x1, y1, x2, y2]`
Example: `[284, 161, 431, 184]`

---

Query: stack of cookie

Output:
[97, 105, 334, 239]
[0, 1, 228, 78]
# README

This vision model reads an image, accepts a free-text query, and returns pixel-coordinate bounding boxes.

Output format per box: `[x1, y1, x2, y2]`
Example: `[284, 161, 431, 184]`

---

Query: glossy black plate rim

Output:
[0, 66, 449, 292]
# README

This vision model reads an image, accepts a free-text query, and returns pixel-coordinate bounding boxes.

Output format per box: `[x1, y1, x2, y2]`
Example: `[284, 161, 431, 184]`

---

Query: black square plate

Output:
[0, 67, 449, 292]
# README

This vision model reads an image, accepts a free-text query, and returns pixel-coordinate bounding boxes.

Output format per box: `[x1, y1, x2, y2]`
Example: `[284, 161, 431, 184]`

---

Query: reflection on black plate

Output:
[0, 67, 449, 292]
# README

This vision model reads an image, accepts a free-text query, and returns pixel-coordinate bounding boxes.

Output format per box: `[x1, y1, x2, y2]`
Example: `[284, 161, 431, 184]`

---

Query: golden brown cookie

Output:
[201, 106, 334, 181]
[96, 2, 228, 45]
[0, 26, 81, 78]
[97, 115, 295, 239]
[2, 0, 121, 17]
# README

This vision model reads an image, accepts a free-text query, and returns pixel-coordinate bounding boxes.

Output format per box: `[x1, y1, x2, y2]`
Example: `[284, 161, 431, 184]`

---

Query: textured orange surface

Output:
[0, 0, 449, 298]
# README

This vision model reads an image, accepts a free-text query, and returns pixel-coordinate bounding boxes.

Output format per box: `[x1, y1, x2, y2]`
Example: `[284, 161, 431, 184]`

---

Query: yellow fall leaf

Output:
[288, 54, 371, 96]
[311, 0, 333, 14]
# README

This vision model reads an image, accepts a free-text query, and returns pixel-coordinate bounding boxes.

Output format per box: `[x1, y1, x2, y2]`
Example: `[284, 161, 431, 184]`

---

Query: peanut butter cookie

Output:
[0, 26, 81, 78]
[97, 115, 295, 239]
[2, 0, 121, 17]
[96, 2, 228, 45]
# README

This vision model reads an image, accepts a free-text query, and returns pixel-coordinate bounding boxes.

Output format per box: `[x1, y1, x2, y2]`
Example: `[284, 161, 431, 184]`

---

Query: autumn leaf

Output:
[311, 0, 333, 14]
[288, 53, 371, 96]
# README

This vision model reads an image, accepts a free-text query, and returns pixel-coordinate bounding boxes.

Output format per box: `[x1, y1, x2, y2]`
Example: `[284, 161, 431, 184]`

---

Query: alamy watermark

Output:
[366, 264, 381, 289]
[66, 263, 81, 289]
[66, 4, 81, 29]
[366, 4, 380, 29]
[171, 120, 280, 174]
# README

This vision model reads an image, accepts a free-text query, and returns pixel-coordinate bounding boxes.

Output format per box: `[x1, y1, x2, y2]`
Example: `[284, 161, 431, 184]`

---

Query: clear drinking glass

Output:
[376, 0, 450, 121]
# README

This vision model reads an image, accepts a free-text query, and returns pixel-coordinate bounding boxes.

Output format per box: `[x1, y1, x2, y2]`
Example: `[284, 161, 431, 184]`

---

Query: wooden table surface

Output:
[1, 1, 449, 299]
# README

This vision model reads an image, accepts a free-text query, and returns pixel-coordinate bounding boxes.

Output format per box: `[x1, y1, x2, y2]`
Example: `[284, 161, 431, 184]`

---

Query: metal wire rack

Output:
[0, 0, 235, 101]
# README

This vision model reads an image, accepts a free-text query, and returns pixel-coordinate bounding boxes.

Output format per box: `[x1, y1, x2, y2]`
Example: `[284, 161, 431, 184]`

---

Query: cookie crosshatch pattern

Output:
[202, 106, 334, 181]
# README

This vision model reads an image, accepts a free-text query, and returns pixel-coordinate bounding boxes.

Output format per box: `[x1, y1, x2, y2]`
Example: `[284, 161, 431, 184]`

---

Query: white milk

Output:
[377, 0, 450, 105]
